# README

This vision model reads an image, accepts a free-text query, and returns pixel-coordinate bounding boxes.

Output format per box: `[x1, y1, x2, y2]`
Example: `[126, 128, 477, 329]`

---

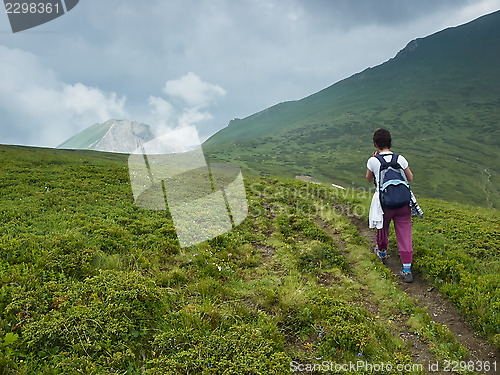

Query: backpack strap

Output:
[374, 153, 403, 190]
[374, 155, 387, 190]
[389, 153, 400, 168]
[375, 154, 388, 166]
[376, 153, 401, 169]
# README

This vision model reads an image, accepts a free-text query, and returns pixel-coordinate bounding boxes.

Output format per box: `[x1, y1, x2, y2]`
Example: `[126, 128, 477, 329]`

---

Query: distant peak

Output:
[58, 119, 155, 153]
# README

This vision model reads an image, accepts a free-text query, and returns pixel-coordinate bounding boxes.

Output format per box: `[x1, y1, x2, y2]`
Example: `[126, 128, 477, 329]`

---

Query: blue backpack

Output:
[375, 153, 411, 209]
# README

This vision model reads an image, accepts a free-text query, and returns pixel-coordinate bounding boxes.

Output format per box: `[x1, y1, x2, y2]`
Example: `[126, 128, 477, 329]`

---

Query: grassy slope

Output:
[203, 10, 500, 209]
[337, 189, 500, 343]
[0, 145, 498, 373]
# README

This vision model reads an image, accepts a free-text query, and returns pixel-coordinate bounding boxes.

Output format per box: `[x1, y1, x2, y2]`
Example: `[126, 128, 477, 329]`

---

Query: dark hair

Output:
[373, 129, 391, 149]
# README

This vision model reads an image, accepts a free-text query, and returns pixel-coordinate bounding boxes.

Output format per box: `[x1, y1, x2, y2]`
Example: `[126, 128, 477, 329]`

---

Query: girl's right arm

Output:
[366, 169, 375, 183]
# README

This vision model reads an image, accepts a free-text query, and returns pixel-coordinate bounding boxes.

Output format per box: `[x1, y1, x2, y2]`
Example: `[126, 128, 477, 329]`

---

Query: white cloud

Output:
[178, 107, 214, 128]
[0, 50, 226, 147]
[163, 72, 226, 108]
[450, 0, 500, 25]
[2, 1, 499, 147]
[148, 95, 175, 118]
[143, 73, 226, 139]
[61, 83, 126, 120]
[147, 95, 176, 127]
[0, 45, 127, 147]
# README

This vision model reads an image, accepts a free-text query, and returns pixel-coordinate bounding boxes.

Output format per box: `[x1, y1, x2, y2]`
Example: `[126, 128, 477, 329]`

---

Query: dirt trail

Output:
[316, 218, 441, 373]
[348, 215, 500, 370]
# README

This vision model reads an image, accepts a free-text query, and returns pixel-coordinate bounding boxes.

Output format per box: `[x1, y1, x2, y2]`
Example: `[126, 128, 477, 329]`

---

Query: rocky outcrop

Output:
[90, 120, 155, 153]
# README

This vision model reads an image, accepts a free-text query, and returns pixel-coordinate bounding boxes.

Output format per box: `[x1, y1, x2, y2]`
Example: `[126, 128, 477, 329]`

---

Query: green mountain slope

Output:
[0, 145, 498, 372]
[58, 121, 114, 149]
[204, 10, 500, 209]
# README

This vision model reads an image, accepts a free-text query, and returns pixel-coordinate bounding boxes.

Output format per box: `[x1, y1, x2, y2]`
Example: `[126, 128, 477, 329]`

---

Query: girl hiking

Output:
[366, 129, 418, 283]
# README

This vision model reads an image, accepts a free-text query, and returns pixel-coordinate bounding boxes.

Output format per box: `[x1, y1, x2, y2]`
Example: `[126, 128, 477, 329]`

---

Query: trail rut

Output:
[347, 214, 500, 372]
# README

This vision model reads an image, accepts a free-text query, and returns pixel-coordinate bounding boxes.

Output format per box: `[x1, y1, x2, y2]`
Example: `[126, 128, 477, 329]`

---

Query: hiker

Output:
[366, 129, 415, 283]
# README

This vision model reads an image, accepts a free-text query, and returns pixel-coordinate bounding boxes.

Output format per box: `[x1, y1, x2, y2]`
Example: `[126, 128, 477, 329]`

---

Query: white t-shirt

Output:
[367, 152, 409, 189]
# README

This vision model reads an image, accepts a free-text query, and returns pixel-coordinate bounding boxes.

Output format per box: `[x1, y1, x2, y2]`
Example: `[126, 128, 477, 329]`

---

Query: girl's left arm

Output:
[405, 167, 413, 182]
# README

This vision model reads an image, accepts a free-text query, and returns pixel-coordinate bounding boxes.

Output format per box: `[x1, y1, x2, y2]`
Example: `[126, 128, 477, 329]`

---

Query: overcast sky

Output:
[1, 0, 499, 148]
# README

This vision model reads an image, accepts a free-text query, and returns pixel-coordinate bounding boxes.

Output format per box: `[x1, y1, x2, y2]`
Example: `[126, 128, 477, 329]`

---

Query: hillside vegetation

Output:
[0, 145, 498, 374]
[203, 10, 500, 209]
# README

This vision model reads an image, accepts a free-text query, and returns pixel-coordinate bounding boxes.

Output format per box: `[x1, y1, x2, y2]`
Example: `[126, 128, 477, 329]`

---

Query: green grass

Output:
[410, 199, 500, 344]
[0, 145, 497, 373]
[312, 194, 469, 364]
[316, 180, 500, 346]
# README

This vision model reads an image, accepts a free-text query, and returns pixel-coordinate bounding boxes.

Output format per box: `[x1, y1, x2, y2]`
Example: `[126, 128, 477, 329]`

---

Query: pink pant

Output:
[376, 205, 413, 264]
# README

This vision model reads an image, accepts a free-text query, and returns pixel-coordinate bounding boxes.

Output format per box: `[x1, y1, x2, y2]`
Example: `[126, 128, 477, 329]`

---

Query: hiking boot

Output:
[374, 245, 388, 264]
[400, 270, 413, 283]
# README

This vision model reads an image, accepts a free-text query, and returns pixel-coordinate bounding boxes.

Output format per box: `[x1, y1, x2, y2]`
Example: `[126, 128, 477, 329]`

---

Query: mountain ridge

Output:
[206, 10, 500, 145]
[203, 10, 500, 208]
